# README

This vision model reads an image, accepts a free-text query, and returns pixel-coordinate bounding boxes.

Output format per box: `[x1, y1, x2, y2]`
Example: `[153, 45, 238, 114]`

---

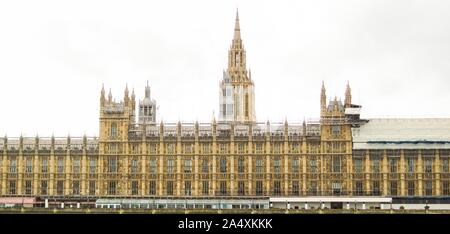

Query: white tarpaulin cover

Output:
[352, 118, 450, 149]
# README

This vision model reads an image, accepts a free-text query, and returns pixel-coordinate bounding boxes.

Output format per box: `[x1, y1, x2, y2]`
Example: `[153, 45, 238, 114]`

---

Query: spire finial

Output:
[100, 83, 106, 104]
[234, 8, 241, 40]
[345, 80, 352, 106]
[145, 80, 150, 98]
[108, 88, 112, 103]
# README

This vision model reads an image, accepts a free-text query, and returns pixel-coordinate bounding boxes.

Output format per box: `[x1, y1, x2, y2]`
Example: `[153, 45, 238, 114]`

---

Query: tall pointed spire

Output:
[124, 83, 129, 97]
[108, 88, 112, 103]
[145, 80, 150, 98]
[131, 87, 136, 113]
[100, 83, 105, 106]
[320, 81, 327, 112]
[220, 10, 255, 124]
[234, 8, 241, 40]
[228, 8, 247, 71]
[345, 81, 352, 107]
[124, 84, 130, 105]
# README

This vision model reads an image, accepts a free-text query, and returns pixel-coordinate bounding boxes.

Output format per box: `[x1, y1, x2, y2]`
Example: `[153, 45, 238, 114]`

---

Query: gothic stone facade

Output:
[1, 11, 450, 200]
[2, 115, 450, 198]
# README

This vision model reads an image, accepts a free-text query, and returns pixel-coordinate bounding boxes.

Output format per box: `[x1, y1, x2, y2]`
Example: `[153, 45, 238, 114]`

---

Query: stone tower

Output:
[320, 82, 352, 143]
[219, 9, 256, 123]
[99, 85, 135, 155]
[138, 81, 157, 125]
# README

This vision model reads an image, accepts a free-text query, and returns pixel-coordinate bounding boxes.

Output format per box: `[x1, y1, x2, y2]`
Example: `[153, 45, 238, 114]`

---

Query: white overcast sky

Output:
[0, 0, 449, 137]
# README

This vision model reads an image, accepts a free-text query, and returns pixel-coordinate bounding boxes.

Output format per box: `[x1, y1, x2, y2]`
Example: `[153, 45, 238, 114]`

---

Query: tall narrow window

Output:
[407, 181, 415, 196]
[442, 159, 449, 173]
[292, 181, 300, 196]
[332, 156, 341, 173]
[108, 157, 117, 173]
[167, 159, 174, 173]
[407, 158, 415, 174]
[73, 157, 80, 174]
[256, 157, 264, 173]
[89, 157, 96, 174]
[354, 158, 363, 173]
[372, 181, 380, 195]
[202, 181, 209, 195]
[291, 158, 299, 173]
[25, 180, 32, 195]
[110, 123, 118, 138]
[221, 104, 226, 116]
[424, 158, 433, 173]
[220, 157, 227, 173]
[57, 180, 64, 195]
[238, 181, 245, 195]
[273, 181, 282, 196]
[220, 181, 227, 195]
[131, 181, 139, 195]
[310, 158, 317, 173]
[184, 181, 192, 196]
[149, 181, 156, 195]
[355, 181, 363, 196]
[166, 181, 174, 195]
[425, 180, 433, 196]
[9, 181, 17, 195]
[201, 159, 209, 173]
[310, 181, 317, 196]
[244, 93, 249, 118]
[149, 158, 157, 174]
[389, 158, 398, 173]
[131, 158, 139, 174]
[41, 181, 48, 195]
[274, 157, 281, 174]
[442, 181, 450, 195]
[108, 181, 117, 195]
[89, 181, 96, 195]
[184, 159, 192, 173]
[57, 157, 64, 174]
[9, 157, 17, 173]
[390, 181, 398, 196]
[371, 158, 380, 173]
[25, 157, 33, 173]
[72, 181, 80, 195]
[256, 181, 263, 195]
[238, 157, 245, 173]
[41, 157, 48, 173]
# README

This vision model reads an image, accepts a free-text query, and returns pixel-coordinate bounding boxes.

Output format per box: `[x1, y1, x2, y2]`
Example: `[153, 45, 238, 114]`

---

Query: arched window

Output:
[110, 123, 118, 138]
[245, 93, 249, 118]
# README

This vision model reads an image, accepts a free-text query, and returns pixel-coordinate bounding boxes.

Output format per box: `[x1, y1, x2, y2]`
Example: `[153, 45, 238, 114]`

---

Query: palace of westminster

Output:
[1, 11, 450, 209]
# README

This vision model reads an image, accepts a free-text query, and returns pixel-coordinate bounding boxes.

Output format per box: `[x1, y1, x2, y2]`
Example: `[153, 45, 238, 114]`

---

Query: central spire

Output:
[234, 9, 241, 40]
[219, 9, 256, 123]
[228, 8, 247, 71]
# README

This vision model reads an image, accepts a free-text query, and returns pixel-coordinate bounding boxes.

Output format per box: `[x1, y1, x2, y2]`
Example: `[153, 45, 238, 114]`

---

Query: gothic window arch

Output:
[110, 123, 118, 138]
